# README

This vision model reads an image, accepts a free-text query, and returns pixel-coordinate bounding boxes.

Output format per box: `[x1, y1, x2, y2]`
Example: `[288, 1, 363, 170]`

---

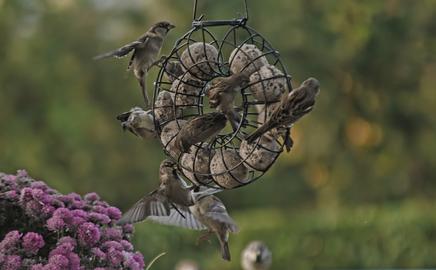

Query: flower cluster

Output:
[0, 170, 144, 270]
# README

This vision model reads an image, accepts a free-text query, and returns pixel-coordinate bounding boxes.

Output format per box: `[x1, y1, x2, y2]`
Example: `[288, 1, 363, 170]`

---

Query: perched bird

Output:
[174, 112, 227, 154]
[94, 21, 175, 107]
[207, 73, 250, 132]
[116, 107, 156, 139]
[246, 77, 320, 143]
[189, 194, 239, 261]
[118, 159, 202, 227]
[241, 241, 272, 270]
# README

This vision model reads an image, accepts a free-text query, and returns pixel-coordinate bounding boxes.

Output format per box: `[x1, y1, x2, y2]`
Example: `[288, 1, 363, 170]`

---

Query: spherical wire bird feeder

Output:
[152, 0, 293, 190]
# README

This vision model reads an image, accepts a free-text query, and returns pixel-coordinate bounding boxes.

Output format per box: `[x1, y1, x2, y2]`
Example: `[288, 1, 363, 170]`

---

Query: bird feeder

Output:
[152, 0, 293, 189]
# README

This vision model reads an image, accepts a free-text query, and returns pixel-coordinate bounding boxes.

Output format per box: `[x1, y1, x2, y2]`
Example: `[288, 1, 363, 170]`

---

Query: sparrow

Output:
[174, 112, 227, 154]
[189, 194, 239, 261]
[246, 77, 320, 143]
[94, 21, 175, 108]
[207, 72, 250, 132]
[116, 107, 156, 139]
[117, 159, 219, 227]
[241, 241, 272, 270]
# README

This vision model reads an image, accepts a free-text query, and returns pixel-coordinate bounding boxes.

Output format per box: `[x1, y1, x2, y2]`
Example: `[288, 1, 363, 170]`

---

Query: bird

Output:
[94, 21, 175, 108]
[207, 72, 250, 132]
[246, 77, 320, 143]
[175, 259, 200, 270]
[116, 107, 156, 139]
[118, 159, 220, 227]
[174, 112, 227, 154]
[189, 194, 239, 261]
[241, 241, 272, 270]
[118, 159, 195, 225]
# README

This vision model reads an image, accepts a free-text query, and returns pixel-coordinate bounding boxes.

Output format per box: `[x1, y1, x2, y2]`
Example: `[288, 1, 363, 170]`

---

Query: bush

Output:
[0, 170, 145, 270]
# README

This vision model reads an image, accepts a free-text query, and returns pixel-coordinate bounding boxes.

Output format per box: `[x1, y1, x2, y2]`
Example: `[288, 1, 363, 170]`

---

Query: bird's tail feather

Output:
[138, 72, 149, 108]
[93, 51, 114, 60]
[220, 241, 231, 261]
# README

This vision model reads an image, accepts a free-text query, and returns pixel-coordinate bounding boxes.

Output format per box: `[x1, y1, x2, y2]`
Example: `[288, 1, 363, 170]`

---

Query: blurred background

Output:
[1, 0, 436, 269]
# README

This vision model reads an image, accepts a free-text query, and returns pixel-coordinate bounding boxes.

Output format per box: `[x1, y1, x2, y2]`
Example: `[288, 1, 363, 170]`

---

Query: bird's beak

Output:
[168, 24, 175, 30]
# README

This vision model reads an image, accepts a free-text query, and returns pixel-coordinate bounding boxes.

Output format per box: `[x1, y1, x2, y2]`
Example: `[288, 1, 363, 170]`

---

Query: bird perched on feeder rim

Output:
[94, 21, 175, 108]
[207, 72, 250, 132]
[116, 107, 156, 139]
[189, 194, 239, 261]
[174, 112, 227, 154]
[241, 241, 272, 270]
[117, 159, 218, 228]
[246, 77, 320, 143]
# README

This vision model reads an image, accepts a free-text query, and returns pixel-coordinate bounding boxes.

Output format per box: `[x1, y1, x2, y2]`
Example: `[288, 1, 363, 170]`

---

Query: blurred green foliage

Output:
[1, 0, 435, 269]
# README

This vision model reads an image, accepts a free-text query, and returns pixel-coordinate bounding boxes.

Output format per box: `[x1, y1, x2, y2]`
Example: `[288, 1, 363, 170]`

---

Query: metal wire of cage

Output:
[152, 0, 293, 190]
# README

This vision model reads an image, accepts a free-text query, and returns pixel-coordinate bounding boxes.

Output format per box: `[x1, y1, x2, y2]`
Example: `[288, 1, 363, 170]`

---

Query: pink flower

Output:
[2, 255, 22, 270]
[46, 216, 66, 231]
[77, 222, 101, 247]
[4, 190, 18, 200]
[30, 181, 48, 190]
[17, 169, 28, 178]
[30, 264, 44, 270]
[53, 208, 72, 220]
[106, 207, 122, 220]
[107, 248, 123, 266]
[89, 213, 111, 225]
[19, 187, 33, 202]
[132, 252, 145, 269]
[102, 228, 122, 241]
[66, 252, 81, 270]
[91, 247, 106, 260]
[49, 243, 75, 257]
[42, 205, 55, 216]
[0, 230, 22, 252]
[92, 205, 108, 215]
[120, 240, 133, 251]
[48, 254, 69, 268]
[84, 192, 100, 202]
[22, 232, 45, 255]
[101, 240, 123, 251]
[122, 224, 134, 234]
[57, 237, 77, 248]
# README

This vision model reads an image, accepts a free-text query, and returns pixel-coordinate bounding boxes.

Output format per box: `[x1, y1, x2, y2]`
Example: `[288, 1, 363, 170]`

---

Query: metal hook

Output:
[192, 0, 249, 24]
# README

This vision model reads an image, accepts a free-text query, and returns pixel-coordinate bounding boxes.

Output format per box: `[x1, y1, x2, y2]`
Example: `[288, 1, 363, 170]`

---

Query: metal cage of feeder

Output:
[152, 0, 293, 190]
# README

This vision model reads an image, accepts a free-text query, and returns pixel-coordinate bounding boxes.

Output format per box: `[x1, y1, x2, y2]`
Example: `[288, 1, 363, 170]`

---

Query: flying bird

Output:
[189, 194, 239, 261]
[118, 159, 219, 229]
[94, 21, 175, 108]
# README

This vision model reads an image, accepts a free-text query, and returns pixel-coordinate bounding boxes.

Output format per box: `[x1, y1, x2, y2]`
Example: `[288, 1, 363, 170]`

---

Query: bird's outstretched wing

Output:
[147, 205, 207, 230]
[94, 40, 143, 60]
[117, 191, 170, 225]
